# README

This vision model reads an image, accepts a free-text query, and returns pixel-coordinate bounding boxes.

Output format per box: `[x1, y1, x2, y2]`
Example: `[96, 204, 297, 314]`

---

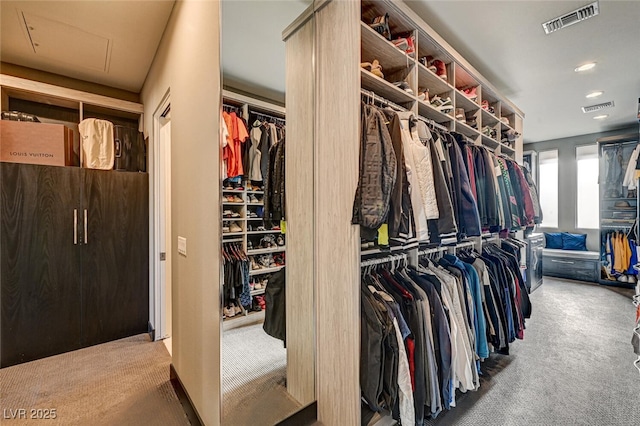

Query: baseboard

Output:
[169, 364, 204, 426]
[148, 322, 155, 341]
[276, 401, 317, 426]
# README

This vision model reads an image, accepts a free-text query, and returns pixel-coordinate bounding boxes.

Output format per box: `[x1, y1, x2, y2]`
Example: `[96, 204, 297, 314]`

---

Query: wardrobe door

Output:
[1, 163, 82, 367]
[81, 169, 149, 346]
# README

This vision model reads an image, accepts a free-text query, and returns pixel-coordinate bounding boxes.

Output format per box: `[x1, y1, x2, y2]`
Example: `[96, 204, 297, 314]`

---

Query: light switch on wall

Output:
[178, 236, 187, 257]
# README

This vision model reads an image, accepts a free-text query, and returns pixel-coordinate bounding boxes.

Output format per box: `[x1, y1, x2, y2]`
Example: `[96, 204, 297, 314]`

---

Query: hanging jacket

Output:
[352, 104, 398, 239]
[449, 133, 482, 237]
[264, 138, 286, 225]
[382, 109, 412, 243]
[249, 121, 263, 181]
[416, 121, 457, 240]
[263, 268, 286, 342]
[522, 165, 543, 224]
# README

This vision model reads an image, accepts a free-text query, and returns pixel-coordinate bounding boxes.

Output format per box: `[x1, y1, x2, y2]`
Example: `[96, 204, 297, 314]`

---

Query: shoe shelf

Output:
[498, 142, 515, 155]
[222, 232, 244, 237]
[455, 120, 482, 140]
[247, 230, 283, 235]
[357, 0, 523, 162]
[222, 202, 244, 206]
[480, 109, 500, 127]
[360, 22, 414, 75]
[250, 288, 266, 296]
[247, 247, 286, 255]
[247, 203, 264, 206]
[417, 99, 453, 124]
[361, 69, 415, 108]
[500, 121, 515, 133]
[222, 188, 244, 193]
[416, 62, 452, 97]
[481, 134, 500, 149]
[454, 89, 479, 112]
[246, 190, 264, 194]
[249, 265, 285, 276]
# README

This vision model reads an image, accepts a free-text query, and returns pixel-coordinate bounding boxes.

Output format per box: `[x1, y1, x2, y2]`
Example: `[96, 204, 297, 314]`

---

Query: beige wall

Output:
[141, 1, 221, 425]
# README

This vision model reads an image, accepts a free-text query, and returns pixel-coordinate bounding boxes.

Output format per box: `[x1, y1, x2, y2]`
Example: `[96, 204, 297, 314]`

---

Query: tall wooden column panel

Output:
[314, 1, 361, 424]
[285, 19, 316, 405]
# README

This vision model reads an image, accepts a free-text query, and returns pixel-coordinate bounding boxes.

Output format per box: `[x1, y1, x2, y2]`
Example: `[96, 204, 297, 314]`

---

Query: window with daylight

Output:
[576, 144, 599, 229]
[539, 150, 558, 228]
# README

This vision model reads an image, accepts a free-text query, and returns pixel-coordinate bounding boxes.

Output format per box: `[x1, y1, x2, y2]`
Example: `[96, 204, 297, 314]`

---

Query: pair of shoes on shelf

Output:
[500, 116, 510, 126]
[227, 221, 242, 233]
[223, 303, 242, 318]
[223, 209, 241, 218]
[361, 60, 384, 79]
[392, 34, 415, 57]
[417, 88, 429, 101]
[419, 56, 447, 80]
[431, 95, 453, 114]
[369, 13, 391, 40]
[276, 235, 285, 246]
[249, 194, 262, 204]
[455, 108, 466, 123]
[393, 81, 413, 95]
[461, 86, 478, 102]
[481, 100, 496, 114]
[224, 194, 243, 203]
[482, 126, 497, 139]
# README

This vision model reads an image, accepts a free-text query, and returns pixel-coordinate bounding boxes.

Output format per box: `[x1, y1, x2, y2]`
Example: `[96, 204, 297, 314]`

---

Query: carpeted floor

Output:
[420, 276, 640, 426]
[0, 334, 189, 426]
[222, 322, 301, 426]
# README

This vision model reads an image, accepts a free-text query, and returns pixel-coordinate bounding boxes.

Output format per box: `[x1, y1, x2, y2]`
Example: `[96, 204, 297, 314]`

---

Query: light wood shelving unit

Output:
[284, 0, 526, 423]
[221, 91, 286, 323]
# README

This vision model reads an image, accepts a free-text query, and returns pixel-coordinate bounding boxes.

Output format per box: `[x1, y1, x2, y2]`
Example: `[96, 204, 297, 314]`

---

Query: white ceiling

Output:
[0, 1, 175, 92]
[1, 0, 638, 143]
[403, 0, 640, 143]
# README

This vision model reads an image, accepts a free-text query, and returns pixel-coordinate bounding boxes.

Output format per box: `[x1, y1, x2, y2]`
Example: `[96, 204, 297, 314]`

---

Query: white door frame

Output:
[151, 90, 171, 341]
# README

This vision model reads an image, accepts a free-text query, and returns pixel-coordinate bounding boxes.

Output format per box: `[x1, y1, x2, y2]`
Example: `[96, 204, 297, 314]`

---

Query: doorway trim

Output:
[151, 89, 171, 342]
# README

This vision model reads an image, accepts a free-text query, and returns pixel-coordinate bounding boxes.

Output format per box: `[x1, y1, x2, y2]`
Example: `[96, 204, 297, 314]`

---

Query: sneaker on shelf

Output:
[257, 226, 266, 231]
[249, 194, 259, 203]
[271, 225, 281, 230]
[463, 87, 477, 101]
[233, 304, 242, 315]
[432, 60, 447, 80]
[417, 88, 429, 101]
[455, 108, 466, 122]
[432, 96, 453, 113]
[369, 13, 391, 40]
[276, 235, 285, 246]
[247, 240, 253, 250]
[254, 280, 263, 289]
[249, 281, 255, 291]
[393, 81, 413, 95]
[361, 60, 384, 79]
[482, 126, 492, 137]
[223, 305, 235, 318]
[223, 209, 233, 218]
[229, 222, 242, 233]
[392, 35, 415, 57]
[466, 117, 478, 129]
[249, 212, 258, 218]
[231, 211, 241, 218]
[500, 117, 510, 126]
[222, 225, 230, 233]
[481, 100, 490, 111]
[233, 195, 244, 203]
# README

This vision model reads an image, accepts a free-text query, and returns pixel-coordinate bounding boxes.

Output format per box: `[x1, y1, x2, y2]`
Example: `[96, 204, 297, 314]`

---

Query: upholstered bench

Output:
[542, 249, 600, 283]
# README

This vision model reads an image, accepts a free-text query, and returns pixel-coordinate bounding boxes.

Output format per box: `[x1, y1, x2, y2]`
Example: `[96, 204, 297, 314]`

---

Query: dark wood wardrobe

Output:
[0, 162, 149, 367]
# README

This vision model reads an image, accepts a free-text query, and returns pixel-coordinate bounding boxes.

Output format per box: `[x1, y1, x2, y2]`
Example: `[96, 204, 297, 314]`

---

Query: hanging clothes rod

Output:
[251, 111, 286, 123]
[360, 89, 407, 112]
[453, 241, 476, 250]
[361, 252, 408, 268]
[415, 115, 448, 132]
[418, 246, 447, 256]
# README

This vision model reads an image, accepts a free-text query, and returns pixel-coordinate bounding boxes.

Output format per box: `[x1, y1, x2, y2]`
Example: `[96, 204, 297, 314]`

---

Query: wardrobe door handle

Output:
[84, 209, 88, 244]
[73, 209, 78, 245]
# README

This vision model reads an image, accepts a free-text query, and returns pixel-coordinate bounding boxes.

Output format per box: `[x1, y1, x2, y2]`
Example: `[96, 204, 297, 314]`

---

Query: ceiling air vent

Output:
[582, 101, 614, 114]
[542, 1, 599, 34]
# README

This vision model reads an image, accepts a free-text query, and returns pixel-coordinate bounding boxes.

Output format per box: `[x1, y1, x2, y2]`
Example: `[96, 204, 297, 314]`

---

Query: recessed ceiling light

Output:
[586, 91, 604, 98]
[575, 62, 596, 72]
[593, 114, 608, 120]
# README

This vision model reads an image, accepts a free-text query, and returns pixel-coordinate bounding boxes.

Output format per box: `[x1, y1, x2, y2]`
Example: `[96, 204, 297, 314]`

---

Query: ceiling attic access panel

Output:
[21, 11, 112, 73]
